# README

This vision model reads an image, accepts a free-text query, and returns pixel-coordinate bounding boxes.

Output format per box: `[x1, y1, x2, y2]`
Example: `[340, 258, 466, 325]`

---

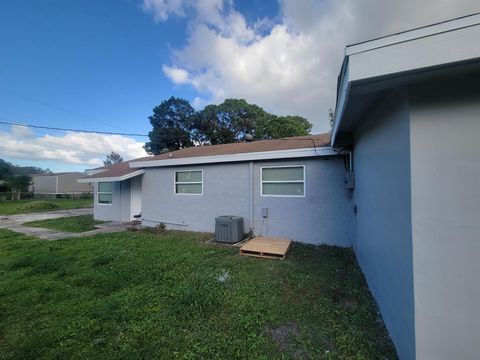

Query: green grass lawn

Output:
[0, 229, 397, 360]
[23, 215, 105, 233]
[0, 198, 93, 215]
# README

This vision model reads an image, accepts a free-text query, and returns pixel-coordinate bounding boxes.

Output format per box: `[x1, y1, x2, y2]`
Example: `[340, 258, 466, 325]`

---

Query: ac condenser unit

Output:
[215, 215, 244, 243]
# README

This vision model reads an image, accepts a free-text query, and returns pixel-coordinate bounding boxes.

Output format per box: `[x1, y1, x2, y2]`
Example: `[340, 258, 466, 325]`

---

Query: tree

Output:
[0, 159, 47, 178]
[144, 97, 195, 155]
[144, 97, 314, 152]
[103, 151, 123, 166]
[254, 115, 312, 139]
[0, 159, 12, 180]
[4, 174, 31, 200]
[194, 99, 270, 145]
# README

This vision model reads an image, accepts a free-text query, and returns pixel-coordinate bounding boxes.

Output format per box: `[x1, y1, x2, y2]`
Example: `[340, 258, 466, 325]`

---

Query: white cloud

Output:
[11, 125, 35, 138]
[142, 0, 187, 22]
[0, 126, 147, 168]
[162, 65, 191, 84]
[146, 0, 480, 133]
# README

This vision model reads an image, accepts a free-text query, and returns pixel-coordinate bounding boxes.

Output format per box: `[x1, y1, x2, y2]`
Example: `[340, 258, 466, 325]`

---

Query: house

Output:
[79, 134, 354, 246]
[32, 172, 93, 198]
[79, 13, 480, 360]
[332, 13, 480, 360]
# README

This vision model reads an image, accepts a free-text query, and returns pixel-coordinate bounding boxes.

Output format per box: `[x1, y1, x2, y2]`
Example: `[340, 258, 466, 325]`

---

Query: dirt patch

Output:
[266, 322, 306, 358]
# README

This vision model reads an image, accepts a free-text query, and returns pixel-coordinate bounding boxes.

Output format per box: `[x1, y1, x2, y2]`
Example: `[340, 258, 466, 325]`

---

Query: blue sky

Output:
[0, 0, 477, 171]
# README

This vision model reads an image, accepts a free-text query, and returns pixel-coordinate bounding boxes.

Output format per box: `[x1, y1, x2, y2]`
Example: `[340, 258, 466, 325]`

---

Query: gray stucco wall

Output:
[409, 75, 480, 360]
[352, 89, 415, 360]
[141, 157, 353, 246]
[93, 179, 132, 222]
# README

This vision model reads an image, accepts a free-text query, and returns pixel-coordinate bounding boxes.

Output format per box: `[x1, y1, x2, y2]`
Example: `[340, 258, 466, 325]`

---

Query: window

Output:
[261, 166, 305, 197]
[175, 170, 203, 195]
[98, 182, 113, 204]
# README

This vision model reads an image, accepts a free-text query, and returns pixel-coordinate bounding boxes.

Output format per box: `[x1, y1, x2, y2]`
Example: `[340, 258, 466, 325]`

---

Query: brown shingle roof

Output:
[81, 133, 331, 180]
[81, 161, 141, 180]
[132, 133, 330, 163]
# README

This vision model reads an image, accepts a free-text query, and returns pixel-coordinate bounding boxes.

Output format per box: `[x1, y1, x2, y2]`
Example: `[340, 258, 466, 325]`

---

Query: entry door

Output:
[130, 176, 142, 220]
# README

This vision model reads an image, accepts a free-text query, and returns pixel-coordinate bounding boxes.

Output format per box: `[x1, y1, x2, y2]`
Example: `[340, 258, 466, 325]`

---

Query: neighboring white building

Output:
[32, 172, 93, 198]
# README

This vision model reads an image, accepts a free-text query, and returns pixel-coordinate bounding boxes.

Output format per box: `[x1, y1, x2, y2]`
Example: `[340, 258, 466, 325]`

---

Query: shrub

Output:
[18, 201, 61, 212]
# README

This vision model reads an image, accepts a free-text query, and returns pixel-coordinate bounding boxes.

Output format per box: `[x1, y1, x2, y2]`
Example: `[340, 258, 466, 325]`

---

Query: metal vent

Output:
[215, 215, 244, 243]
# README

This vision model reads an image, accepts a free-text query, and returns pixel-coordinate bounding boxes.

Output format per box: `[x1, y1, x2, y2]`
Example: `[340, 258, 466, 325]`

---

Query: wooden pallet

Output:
[240, 237, 292, 260]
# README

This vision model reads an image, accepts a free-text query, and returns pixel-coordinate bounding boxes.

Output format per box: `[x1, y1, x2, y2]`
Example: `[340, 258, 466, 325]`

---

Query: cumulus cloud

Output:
[0, 126, 148, 168]
[144, 0, 479, 132]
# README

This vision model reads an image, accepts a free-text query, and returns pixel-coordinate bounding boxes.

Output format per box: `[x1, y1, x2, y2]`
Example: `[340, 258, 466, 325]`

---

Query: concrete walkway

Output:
[0, 208, 129, 240]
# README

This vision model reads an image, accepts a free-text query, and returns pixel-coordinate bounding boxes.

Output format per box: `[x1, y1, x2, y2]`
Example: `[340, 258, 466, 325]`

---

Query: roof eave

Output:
[129, 147, 337, 168]
[77, 170, 145, 183]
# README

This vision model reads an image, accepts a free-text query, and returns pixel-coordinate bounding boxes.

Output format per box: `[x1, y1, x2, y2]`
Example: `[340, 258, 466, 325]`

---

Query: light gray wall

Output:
[141, 163, 251, 232]
[141, 157, 353, 246]
[57, 173, 92, 193]
[348, 18, 480, 82]
[93, 179, 132, 222]
[253, 159, 353, 246]
[353, 89, 415, 360]
[32, 175, 57, 194]
[409, 75, 480, 360]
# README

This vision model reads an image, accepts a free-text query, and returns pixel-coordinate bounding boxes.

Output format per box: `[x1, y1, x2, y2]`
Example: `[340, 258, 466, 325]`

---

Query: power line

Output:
[0, 119, 149, 137]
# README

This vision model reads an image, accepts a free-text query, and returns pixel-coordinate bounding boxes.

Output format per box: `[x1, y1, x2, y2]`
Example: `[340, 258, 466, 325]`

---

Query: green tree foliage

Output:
[194, 99, 270, 145]
[0, 159, 49, 198]
[144, 97, 195, 155]
[254, 115, 312, 139]
[145, 98, 313, 154]
[4, 174, 31, 200]
[0, 159, 48, 179]
[103, 151, 123, 166]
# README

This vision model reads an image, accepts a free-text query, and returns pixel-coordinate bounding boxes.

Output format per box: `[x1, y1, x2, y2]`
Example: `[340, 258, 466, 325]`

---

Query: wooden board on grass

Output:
[240, 237, 292, 260]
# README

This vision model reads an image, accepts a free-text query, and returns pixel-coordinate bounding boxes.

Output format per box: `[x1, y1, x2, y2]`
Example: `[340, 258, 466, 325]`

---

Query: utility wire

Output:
[0, 119, 149, 137]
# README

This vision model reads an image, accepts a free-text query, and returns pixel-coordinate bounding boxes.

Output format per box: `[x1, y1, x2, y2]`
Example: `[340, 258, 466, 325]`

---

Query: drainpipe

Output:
[249, 161, 254, 233]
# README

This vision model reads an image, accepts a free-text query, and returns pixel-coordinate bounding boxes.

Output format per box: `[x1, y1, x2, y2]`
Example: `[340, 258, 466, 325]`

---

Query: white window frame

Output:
[174, 169, 203, 195]
[97, 181, 113, 205]
[260, 165, 305, 198]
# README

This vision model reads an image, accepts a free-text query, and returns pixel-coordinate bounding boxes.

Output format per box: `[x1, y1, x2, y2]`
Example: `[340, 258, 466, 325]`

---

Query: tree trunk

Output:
[16, 190, 21, 201]
[11, 189, 14, 201]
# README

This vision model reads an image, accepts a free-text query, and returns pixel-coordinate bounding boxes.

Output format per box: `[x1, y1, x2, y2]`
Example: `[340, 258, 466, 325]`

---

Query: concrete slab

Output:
[0, 208, 129, 240]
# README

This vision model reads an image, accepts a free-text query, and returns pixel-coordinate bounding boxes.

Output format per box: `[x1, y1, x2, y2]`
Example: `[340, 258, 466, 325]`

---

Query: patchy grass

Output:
[0, 229, 397, 359]
[23, 215, 105, 233]
[0, 198, 93, 215]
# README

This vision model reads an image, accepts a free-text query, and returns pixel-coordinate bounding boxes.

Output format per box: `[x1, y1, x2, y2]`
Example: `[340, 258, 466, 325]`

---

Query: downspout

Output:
[249, 161, 255, 234]
[55, 176, 59, 196]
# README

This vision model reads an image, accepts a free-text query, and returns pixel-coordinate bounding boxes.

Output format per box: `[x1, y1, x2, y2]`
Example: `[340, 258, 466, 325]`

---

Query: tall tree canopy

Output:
[194, 99, 271, 145]
[145, 98, 313, 155]
[0, 159, 48, 179]
[103, 151, 123, 166]
[144, 97, 195, 154]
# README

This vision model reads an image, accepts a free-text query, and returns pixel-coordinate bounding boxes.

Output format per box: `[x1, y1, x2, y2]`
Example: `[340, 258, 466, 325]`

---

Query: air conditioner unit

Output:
[215, 215, 244, 243]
